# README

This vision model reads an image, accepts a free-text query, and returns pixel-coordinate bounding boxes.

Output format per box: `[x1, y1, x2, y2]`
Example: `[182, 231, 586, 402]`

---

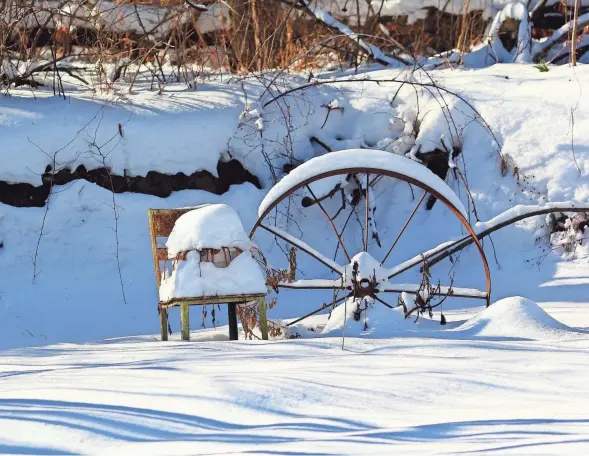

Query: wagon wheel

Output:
[250, 150, 491, 327]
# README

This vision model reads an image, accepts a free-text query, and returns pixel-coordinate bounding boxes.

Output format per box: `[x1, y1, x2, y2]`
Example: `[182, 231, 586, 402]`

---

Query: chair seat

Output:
[159, 293, 267, 309]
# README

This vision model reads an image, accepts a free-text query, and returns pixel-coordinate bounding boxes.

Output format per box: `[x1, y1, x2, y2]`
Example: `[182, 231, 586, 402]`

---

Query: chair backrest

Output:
[148, 206, 209, 287]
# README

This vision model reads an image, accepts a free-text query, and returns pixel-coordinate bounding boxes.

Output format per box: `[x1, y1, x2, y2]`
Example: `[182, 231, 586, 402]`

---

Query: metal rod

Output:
[372, 294, 394, 309]
[285, 293, 350, 327]
[381, 191, 427, 264]
[364, 173, 370, 252]
[278, 282, 346, 290]
[306, 185, 351, 262]
[259, 223, 342, 274]
[334, 206, 355, 261]
[380, 289, 488, 300]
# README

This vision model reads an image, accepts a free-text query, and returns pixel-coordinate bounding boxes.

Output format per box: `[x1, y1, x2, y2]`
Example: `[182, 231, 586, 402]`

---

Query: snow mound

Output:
[321, 298, 417, 337]
[455, 296, 580, 340]
[166, 204, 251, 256]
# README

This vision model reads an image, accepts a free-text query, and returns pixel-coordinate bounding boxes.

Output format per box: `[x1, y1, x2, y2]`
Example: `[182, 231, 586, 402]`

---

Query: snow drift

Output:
[455, 296, 583, 340]
[321, 298, 416, 337]
[2, 64, 589, 349]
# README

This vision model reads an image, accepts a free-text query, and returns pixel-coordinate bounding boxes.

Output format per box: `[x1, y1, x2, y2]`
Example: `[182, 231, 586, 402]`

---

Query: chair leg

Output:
[160, 308, 168, 341]
[181, 303, 190, 341]
[258, 297, 269, 341]
[228, 302, 239, 341]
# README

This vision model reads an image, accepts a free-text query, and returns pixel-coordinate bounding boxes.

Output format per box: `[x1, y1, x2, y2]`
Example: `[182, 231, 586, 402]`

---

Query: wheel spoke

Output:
[285, 292, 351, 327]
[278, 279, 347, 290]
[372, 294, 395, 309]
[381, 283, 487, 300]
[334, 206, 355, 261]
[364, 173, 369, 252]
[259, 223, 344, 274]
[306, 185, 351, 262]
[381, 191, 427, 264]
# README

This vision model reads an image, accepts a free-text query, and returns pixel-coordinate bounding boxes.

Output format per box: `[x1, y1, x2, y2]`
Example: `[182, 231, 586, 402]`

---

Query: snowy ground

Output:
[3, 54, 589, 453]
[3, 63, 589, 349]
[1, 301, 589, 455]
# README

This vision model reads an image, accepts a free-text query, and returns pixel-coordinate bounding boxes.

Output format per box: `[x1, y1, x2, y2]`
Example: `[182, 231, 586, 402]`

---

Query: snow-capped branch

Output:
[533, 11, 589, 62]
[283, 0, 409, 66]
[1, 57, 88, 89]
[184, 1, 208, 12]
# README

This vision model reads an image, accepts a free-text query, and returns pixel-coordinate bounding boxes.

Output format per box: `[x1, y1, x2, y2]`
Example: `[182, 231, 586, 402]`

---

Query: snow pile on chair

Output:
[159, 204, 266, 302]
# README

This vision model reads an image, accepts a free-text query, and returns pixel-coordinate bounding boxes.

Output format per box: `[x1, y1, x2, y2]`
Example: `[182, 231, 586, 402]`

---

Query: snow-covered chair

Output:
[148, 204, 268, 341]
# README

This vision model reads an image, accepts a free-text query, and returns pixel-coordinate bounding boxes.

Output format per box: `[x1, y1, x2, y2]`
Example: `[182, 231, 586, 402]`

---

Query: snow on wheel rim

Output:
[257, 150, 468, 220]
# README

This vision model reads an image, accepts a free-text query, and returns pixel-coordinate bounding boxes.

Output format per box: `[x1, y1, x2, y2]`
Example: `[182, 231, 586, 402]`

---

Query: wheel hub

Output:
[343, 252, 388, 298]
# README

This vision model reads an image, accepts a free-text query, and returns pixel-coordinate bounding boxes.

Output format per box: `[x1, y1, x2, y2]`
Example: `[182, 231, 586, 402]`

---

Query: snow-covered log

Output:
[486, 2, 533, 63]
[532, 11, 589, 61]
[288, 0, 409, 66]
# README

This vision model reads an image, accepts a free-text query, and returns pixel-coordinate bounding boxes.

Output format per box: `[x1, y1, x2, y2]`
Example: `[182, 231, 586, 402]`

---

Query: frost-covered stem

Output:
[29, 137, 81, 282]
[457, 0, 471, 61]
[569, 105, 581, 174]
[571, 0, 581, 65]
[105, 168, 127, 306]
[32, 166, 54, 283]
[454, 166, 479, 222]
[87, 123, 128, 305]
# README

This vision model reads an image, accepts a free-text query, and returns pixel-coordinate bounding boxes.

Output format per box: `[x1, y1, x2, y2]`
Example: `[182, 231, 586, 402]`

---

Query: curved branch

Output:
[281, 0, 410, 66]
[261, 76, 503, 153]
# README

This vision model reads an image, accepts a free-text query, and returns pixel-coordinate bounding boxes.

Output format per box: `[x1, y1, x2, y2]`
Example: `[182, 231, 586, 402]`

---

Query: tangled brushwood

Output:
[397, 257, 454, 324]
[2, 1, 589, 94]
[548, 212, 589, 260]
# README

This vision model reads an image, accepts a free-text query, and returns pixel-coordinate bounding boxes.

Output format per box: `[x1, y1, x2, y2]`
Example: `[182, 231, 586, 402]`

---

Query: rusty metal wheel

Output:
[250, 150, 491, 327]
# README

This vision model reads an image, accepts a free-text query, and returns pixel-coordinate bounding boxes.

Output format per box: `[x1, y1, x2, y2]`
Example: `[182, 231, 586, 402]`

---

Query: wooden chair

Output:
[148, 208, 268, 341]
